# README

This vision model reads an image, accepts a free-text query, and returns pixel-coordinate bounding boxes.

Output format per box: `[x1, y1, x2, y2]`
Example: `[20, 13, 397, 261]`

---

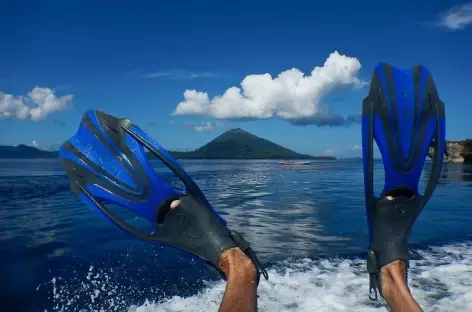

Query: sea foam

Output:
[44, 241, 472, 312]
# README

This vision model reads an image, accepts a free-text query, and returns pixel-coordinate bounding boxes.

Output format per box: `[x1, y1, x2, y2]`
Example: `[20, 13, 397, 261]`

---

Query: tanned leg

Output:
[170, 200, 258, 312]
[381, 260, 423, 312]
[217, 248, 258, 312]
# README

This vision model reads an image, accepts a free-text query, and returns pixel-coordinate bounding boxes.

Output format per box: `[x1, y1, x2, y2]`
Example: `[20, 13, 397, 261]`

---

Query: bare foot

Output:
[170, 199, 181, 210]
[169, 198, 258, 312]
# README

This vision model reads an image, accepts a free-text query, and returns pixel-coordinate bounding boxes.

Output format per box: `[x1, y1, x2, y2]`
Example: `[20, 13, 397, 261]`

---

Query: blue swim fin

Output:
[362, 63, 445, 300]
[59, 110, 268, 283]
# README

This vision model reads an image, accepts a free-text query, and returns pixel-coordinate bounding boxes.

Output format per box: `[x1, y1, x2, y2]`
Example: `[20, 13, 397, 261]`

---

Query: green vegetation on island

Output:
[3, 131, 471, 162]
[0, 145, 58, 159]
[165, 128, 334, 160]
[429, 139, 472, 163]
[0, 128, 335, 160]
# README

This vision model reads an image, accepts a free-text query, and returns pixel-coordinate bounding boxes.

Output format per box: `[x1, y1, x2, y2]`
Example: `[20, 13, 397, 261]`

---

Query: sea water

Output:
[0, 159, 471, 311]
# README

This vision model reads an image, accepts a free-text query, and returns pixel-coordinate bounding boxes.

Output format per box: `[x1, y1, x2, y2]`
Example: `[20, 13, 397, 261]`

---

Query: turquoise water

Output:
[0, 159, 471, 311]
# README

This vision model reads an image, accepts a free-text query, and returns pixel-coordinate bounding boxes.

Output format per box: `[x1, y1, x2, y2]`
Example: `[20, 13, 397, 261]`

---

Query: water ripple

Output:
[1, 159, 472, 311]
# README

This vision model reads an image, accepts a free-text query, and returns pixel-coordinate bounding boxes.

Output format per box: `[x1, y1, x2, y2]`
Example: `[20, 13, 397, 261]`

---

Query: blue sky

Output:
[1, 0, 471, 157]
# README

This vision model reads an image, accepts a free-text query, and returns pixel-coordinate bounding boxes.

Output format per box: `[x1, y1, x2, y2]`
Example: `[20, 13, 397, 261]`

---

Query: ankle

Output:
[380, 260, 410, 299]
[218, 248, 257, 281]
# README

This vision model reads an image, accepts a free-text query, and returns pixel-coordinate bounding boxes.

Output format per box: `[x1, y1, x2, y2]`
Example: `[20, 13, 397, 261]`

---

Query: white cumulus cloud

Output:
[0, 87, 73, 121]
[352, 145, 362, 151]
[323, 144, 342, 156]
[194, 122, 216, 132]
[438, 2, 472, 30]
[323, 149, 335, 156]
[31, 140, 39, 148]
[172, 51, 366, 126]
[185, 120, 225, 132]
[194, 120, 225, 132]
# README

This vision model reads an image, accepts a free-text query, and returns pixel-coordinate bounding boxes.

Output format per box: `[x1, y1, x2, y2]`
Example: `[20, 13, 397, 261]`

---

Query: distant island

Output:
[0, 128, 335, 160]
[429, 139, 472, 164]
[167, 128, 334, 160]
[0, 145, 58, 159]
[341, 157, 362, 161]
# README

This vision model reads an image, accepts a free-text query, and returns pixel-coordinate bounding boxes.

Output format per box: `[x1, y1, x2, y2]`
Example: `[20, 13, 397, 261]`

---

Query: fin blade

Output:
[59, 110, 179, 224]
[59, 109, 228, 242]
[363, 63, 445, 197]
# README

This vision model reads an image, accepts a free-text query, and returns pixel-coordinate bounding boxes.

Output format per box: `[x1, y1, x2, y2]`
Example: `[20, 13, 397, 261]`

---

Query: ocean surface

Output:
[1, 159, 471, 312]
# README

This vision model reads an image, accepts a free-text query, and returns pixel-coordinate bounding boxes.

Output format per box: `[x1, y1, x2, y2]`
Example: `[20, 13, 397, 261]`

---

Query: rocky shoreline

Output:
[428, 140, 472, 164]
